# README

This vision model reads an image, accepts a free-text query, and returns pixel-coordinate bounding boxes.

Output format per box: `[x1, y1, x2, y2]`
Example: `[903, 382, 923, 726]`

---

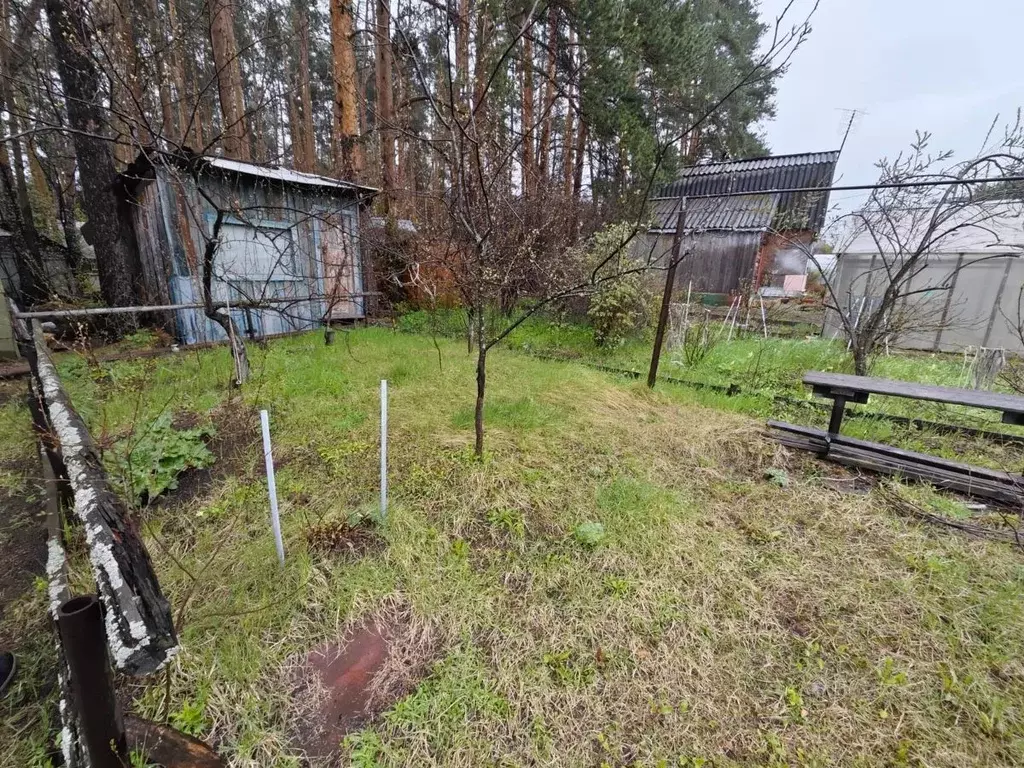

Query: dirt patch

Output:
[289, 607, 440, 765]
[306, 519, 383, 559]
[0, 457, 46, 647]
[775, 590, 821, 640]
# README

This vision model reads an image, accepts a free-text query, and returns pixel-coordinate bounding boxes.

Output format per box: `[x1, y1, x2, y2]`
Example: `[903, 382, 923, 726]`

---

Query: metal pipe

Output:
[57, 595, 126, 768]
[14, 293, 381, 320]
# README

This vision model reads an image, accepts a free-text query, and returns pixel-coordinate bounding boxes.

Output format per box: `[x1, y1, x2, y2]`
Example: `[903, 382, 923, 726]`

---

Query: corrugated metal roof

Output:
[650, 193, 779, 233]
[124, 150, 378, 197]
[204, 157, 378, 195]
[653, 150, 840, 232]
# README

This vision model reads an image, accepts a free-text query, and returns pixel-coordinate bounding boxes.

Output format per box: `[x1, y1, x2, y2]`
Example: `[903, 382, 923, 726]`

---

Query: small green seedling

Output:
[574, 521, 606, 548]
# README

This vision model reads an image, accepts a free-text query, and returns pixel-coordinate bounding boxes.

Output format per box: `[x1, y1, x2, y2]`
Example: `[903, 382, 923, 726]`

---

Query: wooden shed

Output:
[645, 151, 839, 298]
[123, 152, 376, 345]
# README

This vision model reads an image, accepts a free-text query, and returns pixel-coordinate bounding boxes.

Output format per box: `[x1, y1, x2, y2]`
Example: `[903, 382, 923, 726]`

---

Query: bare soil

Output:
[291, 620, 397, 765]
[0, 407, 45, 649]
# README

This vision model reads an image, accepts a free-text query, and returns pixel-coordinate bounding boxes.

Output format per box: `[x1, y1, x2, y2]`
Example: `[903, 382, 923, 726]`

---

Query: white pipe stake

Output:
[380, 380, 388, 519]
[260, 410, 285, 567]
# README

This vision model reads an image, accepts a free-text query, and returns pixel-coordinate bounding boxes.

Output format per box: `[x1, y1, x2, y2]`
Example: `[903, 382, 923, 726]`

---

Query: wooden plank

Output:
[31, 324, 178, 675]
[766, 421, 1023, 505]
[766, 421, 1022, 485]
[768, 430, 1019, 505]
[803, 371, 1024, 416]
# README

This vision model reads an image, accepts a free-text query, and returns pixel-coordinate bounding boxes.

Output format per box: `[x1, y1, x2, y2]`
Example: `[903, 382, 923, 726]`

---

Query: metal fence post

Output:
[57, 595, 126, 768]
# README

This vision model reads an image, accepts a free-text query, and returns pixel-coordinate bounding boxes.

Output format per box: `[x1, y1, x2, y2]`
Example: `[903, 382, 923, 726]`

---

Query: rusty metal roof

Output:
[653, 151, 840, 232]
[650, 193, 779, 233]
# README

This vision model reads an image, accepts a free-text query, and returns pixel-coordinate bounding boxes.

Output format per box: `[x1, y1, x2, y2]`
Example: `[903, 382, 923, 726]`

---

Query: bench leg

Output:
[825, 396, 846, 453]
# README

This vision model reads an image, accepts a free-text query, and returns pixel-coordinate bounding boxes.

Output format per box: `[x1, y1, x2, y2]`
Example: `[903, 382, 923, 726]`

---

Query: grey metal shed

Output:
[123, 152, 376, 345]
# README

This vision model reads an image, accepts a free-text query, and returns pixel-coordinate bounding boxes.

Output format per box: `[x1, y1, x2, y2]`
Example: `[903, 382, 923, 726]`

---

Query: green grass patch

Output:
[3, 327, 1024, 767]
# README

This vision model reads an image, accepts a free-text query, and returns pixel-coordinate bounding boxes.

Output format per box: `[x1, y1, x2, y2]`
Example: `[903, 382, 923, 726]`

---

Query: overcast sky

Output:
[757, 0, 1024, 214]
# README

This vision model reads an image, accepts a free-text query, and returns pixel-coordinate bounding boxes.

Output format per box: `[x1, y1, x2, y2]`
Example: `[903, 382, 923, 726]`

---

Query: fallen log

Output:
[31, 322, 177, 674]
[126, 716, 225, 767]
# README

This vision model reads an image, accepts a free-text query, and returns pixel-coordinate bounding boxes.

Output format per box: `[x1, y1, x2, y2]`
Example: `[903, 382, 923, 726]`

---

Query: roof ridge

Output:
[681, 149, 841, 170]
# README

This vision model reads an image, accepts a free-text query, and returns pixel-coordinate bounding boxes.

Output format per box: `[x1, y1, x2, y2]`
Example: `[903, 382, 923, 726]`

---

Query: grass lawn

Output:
[2, 327, 1024, 766]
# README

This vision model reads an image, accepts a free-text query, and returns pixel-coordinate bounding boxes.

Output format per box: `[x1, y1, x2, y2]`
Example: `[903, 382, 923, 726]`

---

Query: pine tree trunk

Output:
[520, 28, 535, 199]
[292, 0, 316, 171]
[166, 0, 193, 146]
[375, 0, 396, 214]
[0, 159, 46, 304]
[148, 0, 176, 144]
[456, 0, 469, 100]
[109, 4, 151, 165]
[537, 6, 557, 182]
[568, 117, 587, 237]
[0, 0, 46, 302]
[331, 0, 361, 177]
[45, 0, 142, 319]
[55, 181, 84, 273]
[561, 27, 576, 198]
[208, 0, 251, 160]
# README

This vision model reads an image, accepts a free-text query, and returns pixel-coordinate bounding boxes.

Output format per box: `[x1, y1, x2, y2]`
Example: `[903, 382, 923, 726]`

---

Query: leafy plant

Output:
[783, 685, 806, 722]
[129, 750, 158, 768]
[603, 575, 632, 598]
[113, 412, 215, 504]
[343, 729, 385, 767]
[573, 521, 606, 548]
[877, 657, 908, 687]
[488, 507, 525, 538]
[580, 222, 653, 347]
[588, 273, 651, 347]
[170, 697, 207, 737]
[678, 310, 720, 366]
[542, 648, 596, 687]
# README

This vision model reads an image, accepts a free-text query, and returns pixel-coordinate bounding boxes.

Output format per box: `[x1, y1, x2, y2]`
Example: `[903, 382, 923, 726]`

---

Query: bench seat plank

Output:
[804, 372, 1024, 420]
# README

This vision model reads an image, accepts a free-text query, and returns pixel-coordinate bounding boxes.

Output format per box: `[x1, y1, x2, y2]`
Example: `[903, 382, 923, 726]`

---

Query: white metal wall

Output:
[824, 252, 1024, 353]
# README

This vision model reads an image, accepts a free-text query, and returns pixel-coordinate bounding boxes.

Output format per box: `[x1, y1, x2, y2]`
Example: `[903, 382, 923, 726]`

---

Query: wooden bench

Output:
[805, 371, 1024, 439]
[765, 371, 1024, 505]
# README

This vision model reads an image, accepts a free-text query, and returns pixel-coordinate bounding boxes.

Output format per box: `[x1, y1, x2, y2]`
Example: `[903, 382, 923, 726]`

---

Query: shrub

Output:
[113, 412, 215, 505]
[588, 273, 651, 347]
[564, 221, 653, 347]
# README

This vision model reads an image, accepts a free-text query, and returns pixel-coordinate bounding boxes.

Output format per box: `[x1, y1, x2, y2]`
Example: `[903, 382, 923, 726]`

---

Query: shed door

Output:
[322, 217, 362, 319]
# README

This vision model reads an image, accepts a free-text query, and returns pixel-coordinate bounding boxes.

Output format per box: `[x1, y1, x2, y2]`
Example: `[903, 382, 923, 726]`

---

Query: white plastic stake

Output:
[380, 380, 388, 519]
[260, 410, 285, 566]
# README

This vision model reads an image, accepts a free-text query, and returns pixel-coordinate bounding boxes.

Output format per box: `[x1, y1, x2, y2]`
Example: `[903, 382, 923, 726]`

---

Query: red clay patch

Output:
[292, 620, 395, 762]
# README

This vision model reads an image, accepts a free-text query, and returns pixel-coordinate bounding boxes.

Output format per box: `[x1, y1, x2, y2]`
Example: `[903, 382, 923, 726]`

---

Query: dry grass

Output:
[2, 329, 1024, 767]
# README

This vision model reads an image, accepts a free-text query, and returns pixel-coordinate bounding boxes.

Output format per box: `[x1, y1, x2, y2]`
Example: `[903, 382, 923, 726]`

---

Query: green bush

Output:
[113, 412, 215, 504]
[588, 274, 650, 347]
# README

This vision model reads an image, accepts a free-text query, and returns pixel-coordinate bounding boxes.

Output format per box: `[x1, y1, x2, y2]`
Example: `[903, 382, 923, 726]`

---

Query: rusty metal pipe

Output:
[57, 595, 127, 767]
